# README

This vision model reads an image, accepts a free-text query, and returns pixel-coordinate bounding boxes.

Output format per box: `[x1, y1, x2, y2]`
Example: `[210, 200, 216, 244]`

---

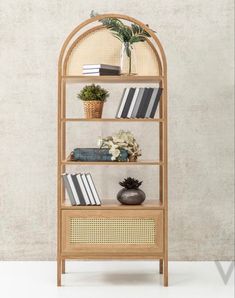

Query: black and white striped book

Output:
[116, 88, 129, 118]
[149, 88, 162, 118]
[138, 88, 154, 118]
[62, 172, 101, 206]
[86, 173, 101, 205]
[120, 88, 135, 118]
[131, 88, 145, 118]
[76, 174, 91, 205]
[127, 88, 140, 118]
[81, 173, 96, 205]
[71, 174, 86, 205]
[145, 87, 159, 118]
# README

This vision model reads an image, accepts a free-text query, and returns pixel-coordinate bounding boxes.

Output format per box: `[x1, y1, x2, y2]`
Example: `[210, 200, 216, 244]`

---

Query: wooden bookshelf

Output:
[57, 13, 168, 287]
[61, 200, 164, 210]
[62, 159, 163, 166]
[61, 118, 164, 122]
[62, 75, 164, 83]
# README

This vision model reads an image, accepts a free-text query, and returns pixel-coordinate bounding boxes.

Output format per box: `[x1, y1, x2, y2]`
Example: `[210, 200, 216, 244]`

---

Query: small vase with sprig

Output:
[90, 11, 153, 75]
[117, 177, 146, 205]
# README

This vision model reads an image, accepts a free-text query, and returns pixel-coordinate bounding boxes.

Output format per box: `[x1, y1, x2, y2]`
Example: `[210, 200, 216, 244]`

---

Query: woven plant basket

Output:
[83, 101, 104, 119]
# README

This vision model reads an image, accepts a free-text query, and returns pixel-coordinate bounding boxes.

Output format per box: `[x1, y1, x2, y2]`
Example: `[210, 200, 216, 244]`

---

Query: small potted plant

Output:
[117, 177, 146, 205]
[77, 84, 109, 118]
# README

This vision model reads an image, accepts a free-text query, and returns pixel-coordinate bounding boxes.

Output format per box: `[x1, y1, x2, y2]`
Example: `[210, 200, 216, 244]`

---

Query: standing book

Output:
[81, 174, 96, 205]
[120, 88, 135, 118]
[145, 87, 159, 118]
[127, 88, 140, 118]
[136, 88, 149, 118]
[139, 88, 154, 118]
[67, 174, 80, 205]
[149, 88, 162, 118]
[116, 88, 129, 118]
[131, 88, 145, 118]
[86, 173, 101, 205]
[71, 174, 86, 205]
[62, 174, 77, 206]
[76, 174, 91, 205]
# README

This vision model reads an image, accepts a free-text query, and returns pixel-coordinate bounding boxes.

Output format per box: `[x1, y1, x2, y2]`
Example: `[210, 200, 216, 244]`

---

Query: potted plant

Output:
[117, 177, 146, 205]
[91, 11, 154, 75]
[77, 84, 109, 118]
[98, 130, 141, 161]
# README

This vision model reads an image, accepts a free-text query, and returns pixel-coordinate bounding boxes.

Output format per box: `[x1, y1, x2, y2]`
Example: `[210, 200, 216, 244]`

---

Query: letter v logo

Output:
[215, 261, 234, 284]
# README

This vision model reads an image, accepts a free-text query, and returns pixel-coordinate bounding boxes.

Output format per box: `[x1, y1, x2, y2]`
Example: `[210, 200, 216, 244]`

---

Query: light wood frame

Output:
[57, 13, 168, 287]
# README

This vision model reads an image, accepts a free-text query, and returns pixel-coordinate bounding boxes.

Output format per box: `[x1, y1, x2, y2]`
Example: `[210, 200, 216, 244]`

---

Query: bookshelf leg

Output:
[163, 258, 168, 287]
[62, 259, 65, 274]
[57, 258, 62, 286]
[159, 259, 163, 274]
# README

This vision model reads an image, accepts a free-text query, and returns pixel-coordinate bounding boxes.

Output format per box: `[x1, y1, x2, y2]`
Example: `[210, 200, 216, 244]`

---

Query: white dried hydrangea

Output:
[98, 130, 141, 161]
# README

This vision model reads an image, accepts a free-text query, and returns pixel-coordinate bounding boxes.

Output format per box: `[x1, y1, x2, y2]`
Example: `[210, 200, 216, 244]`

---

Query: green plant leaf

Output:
[77, 84, 109, 101]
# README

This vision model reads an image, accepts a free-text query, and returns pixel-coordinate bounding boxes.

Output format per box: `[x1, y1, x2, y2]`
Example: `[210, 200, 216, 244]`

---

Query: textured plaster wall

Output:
[0, 0, 234, 260]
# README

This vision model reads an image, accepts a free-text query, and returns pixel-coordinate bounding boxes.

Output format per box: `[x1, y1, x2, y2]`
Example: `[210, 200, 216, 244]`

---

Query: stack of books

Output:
[116, 86, 162, 118]
[82, 64, 120, 76]
[70, 148, 128, 162]
[62, 173, 101, 206]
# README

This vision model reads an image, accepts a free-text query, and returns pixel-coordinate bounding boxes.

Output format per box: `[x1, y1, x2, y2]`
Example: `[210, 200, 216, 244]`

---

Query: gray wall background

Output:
[0, 0, 234, 260]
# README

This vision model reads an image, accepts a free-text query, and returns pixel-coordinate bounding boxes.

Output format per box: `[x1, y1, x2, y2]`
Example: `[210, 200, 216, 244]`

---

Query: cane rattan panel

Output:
[65, 27, 160, 76]
[70, 218, 155, 244]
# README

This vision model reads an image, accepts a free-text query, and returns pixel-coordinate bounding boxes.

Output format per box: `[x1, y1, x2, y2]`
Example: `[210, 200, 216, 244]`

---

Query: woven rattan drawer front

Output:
[70, 218, 155, 244]
[62, 210, 163, 256]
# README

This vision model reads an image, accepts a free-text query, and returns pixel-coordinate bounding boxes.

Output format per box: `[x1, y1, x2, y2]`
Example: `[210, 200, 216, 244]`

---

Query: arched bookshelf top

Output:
[58, 14, 167, 77]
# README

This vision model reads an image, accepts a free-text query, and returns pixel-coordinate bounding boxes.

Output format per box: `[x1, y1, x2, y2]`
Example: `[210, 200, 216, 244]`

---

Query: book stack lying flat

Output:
[62, 173, 101, 206]
[82, 64, 120, 76]
[116, 86, 163, 119]
[70, 148, 128, 162]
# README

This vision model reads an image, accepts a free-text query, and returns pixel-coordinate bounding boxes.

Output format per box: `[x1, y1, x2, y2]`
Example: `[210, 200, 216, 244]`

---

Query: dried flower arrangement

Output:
[98, 130, 141, 161]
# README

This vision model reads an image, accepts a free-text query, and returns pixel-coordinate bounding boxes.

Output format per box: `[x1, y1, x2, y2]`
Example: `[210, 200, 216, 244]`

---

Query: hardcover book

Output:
[83, 64, 120, 71]
[131, 88, 145, 118]
[149, 88, 162, 118]
[62, 174, 76, 206]
[138, 88, 154, 118]
[86, 173, 101, 205]
[145, 87, 159, 118]
[116, 88, 129, 118]
[127, 88, 140, 118]
[71, 174, 86, 205]
[81, 173, 96, 205]
[76, 174, 91, 205]
[120, 87, 135, 118]
[71, 148, 128, 162]
[82, 69, 120, 76]
[67, 174, 80, 205]
[136, 88, 149, 118]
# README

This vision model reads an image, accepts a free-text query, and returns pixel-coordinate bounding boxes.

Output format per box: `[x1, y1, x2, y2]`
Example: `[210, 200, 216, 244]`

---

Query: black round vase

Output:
[117, 188, 146, 205]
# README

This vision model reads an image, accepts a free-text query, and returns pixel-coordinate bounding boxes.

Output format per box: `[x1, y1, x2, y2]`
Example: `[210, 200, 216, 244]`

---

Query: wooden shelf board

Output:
[61, 200, 163, 210]
[62, 160, 163, 166]
[61, 118, 164, 122]
[61, 75, 163, 83]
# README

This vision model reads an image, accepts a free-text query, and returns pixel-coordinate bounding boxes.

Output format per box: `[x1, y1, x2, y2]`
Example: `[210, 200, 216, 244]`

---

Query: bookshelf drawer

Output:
[61, 210, 163, 256]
